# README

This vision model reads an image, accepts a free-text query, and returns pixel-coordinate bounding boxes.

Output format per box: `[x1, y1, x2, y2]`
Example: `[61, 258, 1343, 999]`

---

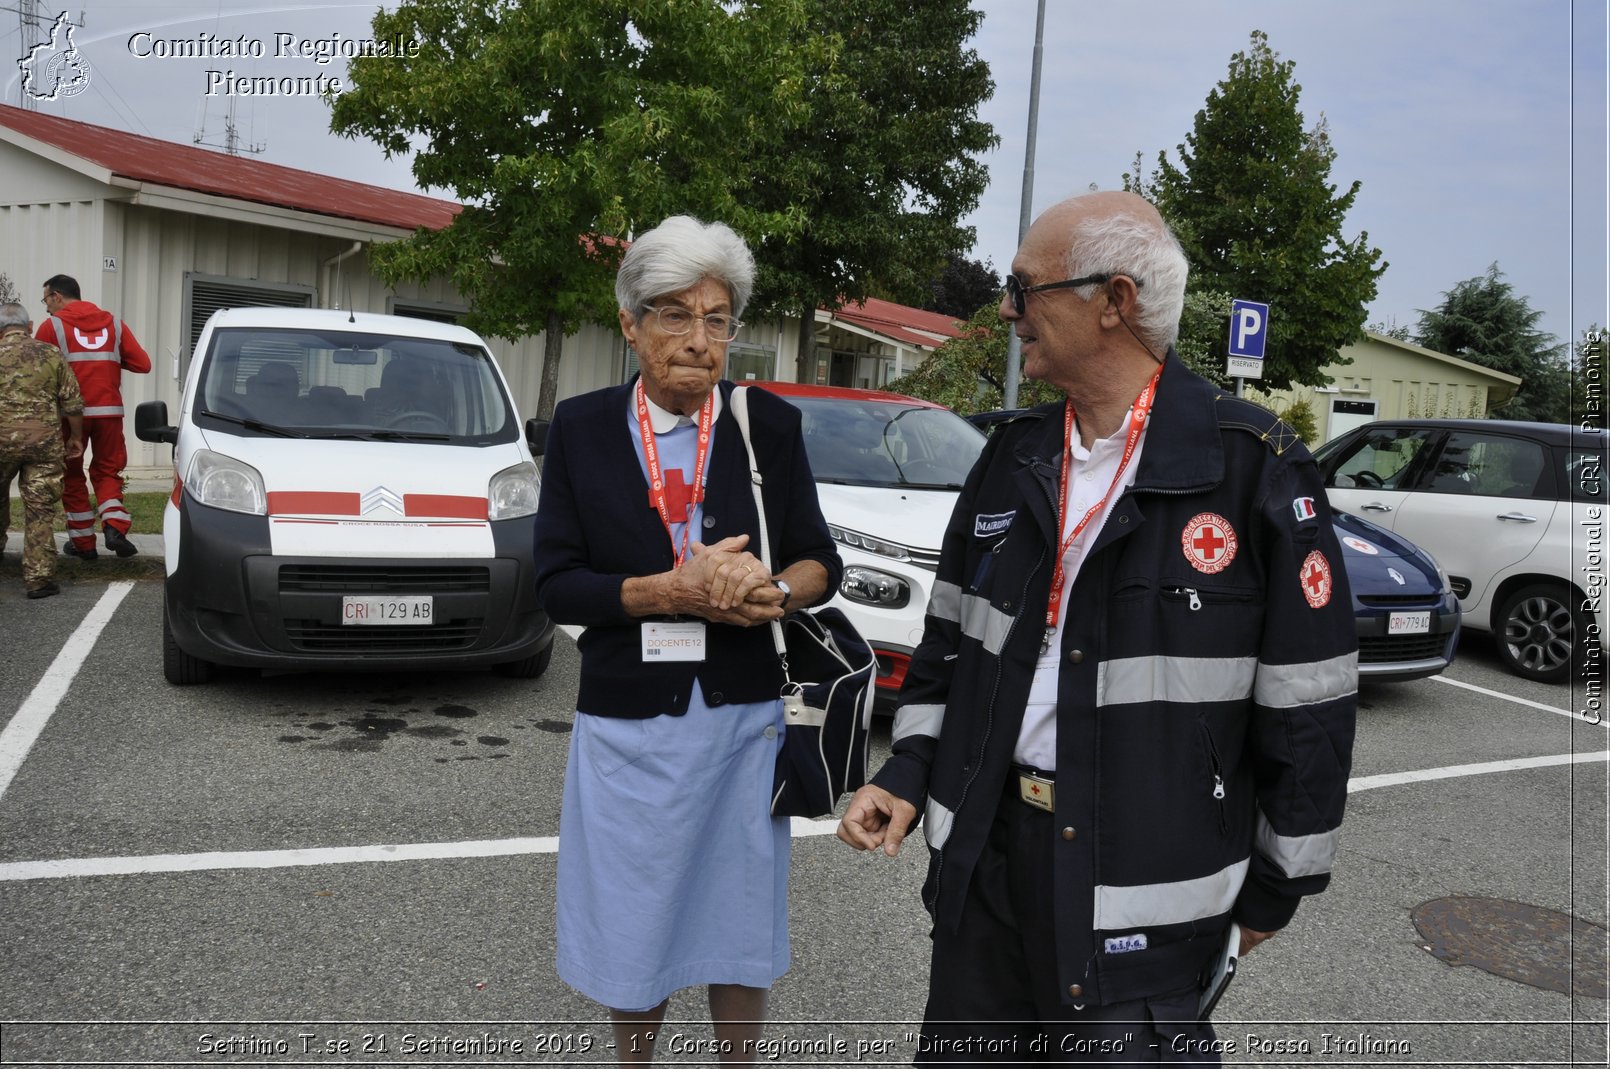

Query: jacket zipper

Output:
[1199, 721, 1228, 834]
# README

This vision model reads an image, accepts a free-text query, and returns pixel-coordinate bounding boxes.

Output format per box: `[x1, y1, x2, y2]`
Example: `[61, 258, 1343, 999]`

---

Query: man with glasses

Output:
[839, 191, 1358, 1062]
[36, 274, 151, 559]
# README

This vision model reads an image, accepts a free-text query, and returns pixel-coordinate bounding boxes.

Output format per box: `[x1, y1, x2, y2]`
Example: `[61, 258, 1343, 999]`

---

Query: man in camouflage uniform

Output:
[0, 301, 84, 599]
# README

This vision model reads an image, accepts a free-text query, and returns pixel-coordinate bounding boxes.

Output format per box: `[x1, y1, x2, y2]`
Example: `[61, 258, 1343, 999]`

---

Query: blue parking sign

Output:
[1229, 299, 1269, 359]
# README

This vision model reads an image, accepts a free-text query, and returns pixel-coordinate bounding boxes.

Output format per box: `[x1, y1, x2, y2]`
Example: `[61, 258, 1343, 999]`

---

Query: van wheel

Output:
[1496, 583, 1580, 684]
[163, 598, 215, 685]
[495, 643, 553, 680]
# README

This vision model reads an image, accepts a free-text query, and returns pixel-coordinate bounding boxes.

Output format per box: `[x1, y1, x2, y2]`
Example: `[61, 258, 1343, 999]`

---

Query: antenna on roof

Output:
[194, 95, 264, 157]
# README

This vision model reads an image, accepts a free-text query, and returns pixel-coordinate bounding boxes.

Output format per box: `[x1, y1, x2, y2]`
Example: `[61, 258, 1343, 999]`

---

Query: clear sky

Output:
[5, 1, 1604, 352]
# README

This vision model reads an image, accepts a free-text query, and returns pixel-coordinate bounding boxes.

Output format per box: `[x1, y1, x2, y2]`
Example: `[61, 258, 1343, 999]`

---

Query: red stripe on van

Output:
[405, 494, 489, 520]
[267, 491, 362, 516]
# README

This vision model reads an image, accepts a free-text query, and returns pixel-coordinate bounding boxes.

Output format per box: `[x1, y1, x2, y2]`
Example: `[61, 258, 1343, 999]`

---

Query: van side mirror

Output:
[135, 401, 178, 445]
[525, 417, 551, 457]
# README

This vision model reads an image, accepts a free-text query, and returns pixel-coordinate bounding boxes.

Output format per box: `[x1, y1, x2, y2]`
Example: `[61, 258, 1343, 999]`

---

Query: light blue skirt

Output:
[556, 681, 791, 1011]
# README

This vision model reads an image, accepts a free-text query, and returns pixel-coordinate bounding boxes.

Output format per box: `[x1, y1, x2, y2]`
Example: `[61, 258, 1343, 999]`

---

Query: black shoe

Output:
[62, 541, 98, 561]
[26, 582, 60, 600]
[104, 526, 139, 558]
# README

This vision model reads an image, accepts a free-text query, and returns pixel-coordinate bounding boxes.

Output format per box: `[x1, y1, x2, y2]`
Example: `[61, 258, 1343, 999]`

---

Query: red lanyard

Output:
[636, 381, 715, 567]
[1044, 367, 1162, 647]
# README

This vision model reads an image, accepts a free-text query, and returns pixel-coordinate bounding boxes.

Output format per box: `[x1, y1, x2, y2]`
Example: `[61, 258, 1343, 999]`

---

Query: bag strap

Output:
[731, 386, 791, 667]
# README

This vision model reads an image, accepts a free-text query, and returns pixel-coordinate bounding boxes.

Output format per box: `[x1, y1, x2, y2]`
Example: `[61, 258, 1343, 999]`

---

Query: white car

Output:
[755, 383, 987, 705]
[1313, 418, 1606, 683]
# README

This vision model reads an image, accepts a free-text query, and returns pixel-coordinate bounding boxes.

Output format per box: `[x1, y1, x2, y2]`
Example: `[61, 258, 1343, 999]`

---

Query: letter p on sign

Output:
[1229, 299, 1269, 360]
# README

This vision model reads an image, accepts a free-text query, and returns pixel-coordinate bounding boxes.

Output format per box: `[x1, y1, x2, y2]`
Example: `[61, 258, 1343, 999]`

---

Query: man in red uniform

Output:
[37, 274, 151, 559]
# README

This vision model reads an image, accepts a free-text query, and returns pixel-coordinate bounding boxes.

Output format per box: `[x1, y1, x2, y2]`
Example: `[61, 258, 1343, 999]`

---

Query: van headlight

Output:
[187, 449, 266, 515]
[489, 461, 540, 520]
[842, 566, 910, 608]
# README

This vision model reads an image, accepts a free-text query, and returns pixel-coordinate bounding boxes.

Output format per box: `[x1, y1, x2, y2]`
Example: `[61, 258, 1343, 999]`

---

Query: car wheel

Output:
[1495, 583, 1581, 684]
[162, 596, 214, 685]
[494, 642, 553, 680]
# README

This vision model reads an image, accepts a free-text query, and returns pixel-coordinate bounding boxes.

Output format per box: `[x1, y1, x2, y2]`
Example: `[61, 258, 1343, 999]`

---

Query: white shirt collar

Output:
[640, 383, 724, 434]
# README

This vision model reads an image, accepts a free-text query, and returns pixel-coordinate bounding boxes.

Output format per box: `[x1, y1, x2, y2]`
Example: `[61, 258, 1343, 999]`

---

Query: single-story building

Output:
[1247, 331, 1524, 442]
[0, 104, 962, 482]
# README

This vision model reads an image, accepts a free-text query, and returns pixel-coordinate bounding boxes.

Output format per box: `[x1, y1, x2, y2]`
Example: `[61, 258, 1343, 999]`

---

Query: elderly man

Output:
[838, 191, 1358, 1063]
[0, 301, 84, 599]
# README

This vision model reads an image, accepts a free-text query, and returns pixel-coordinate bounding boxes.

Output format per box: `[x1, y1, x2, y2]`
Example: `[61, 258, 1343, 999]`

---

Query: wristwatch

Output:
[774, 579, 792, 610]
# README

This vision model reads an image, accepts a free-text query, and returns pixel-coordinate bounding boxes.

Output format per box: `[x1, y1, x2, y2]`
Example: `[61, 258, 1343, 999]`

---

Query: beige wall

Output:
[1247, 334, 1521, 443]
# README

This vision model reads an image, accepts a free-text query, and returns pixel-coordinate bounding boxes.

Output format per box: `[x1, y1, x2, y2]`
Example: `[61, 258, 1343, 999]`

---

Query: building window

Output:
[183, 273, 313, 368]
[387, 298, 466, 324]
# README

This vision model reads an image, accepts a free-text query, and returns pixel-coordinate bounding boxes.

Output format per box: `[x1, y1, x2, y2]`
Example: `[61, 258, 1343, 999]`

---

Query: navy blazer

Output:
[534, 377, 842, 717]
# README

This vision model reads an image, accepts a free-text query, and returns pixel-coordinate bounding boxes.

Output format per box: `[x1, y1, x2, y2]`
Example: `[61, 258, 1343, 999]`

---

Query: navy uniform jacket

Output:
[534, 377, 842, 718]
[872, 354, 1358, 1006]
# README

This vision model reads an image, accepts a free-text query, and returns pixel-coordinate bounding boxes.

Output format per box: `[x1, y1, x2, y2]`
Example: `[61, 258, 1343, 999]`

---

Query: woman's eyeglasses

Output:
[647, 306, 742, 342]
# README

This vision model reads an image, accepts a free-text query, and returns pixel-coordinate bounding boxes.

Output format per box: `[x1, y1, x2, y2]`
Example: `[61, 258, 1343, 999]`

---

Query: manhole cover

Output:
[1411, 896, 1608, 998]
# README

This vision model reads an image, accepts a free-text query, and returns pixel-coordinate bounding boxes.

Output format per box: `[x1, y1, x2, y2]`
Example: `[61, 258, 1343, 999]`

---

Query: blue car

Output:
[1333, 510, 1461, 682]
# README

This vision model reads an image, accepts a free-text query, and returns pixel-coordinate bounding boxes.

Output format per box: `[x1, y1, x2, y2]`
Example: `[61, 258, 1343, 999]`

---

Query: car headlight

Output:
[841, 566, 910, 608]
[186, 449, 266, 515]
[830, 524, 912, 562]
[488, 461, 540, 520]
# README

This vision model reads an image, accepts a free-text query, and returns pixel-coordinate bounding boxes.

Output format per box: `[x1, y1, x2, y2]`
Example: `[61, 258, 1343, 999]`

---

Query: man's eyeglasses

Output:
[1003, 272, 1141, 316]
[647, 306, 742, 342]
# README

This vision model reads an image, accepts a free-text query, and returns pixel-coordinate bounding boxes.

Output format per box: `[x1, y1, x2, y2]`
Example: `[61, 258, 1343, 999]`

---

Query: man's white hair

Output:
[616, 216, 756, 318]
[0, 301, 31, 332]
[1062, 207, 1189, 353]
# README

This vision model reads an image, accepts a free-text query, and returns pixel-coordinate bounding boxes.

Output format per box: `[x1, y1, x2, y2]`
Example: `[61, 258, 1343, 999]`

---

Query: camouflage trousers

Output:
[0, 437, 66, 589]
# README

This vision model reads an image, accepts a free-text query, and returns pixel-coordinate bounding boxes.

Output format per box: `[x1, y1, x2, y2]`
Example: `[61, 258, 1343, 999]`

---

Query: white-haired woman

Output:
[534, 216, 840, 1065]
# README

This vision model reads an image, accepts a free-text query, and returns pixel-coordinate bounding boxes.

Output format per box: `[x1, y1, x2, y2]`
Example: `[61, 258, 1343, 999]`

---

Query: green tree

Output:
[1413, 264, 1569, 422]
[922, 254, 1000, 319]
[330, 0, 816, 419]
[890, 303, 1061, 415]
[0, 273, 17, 304]
[744, 0, 998, 381]
[1130, 31, 1384, 391]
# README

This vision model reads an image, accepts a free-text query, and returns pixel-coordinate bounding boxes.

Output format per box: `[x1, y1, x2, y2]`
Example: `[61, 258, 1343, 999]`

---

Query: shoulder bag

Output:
[731, 386, 876, 818]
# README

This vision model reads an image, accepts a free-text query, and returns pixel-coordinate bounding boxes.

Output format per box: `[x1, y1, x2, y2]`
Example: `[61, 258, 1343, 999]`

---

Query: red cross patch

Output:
[1181, 513, 1238, 574]
[650, 468, 697, 516]
[1300, 550, 1334, 608]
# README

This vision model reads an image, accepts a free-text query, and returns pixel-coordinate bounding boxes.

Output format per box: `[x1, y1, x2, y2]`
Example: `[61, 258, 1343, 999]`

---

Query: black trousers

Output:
[917, 780, 1221, 1066]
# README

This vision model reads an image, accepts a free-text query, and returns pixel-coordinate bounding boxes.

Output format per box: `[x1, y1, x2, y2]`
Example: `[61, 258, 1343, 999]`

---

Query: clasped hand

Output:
[670, 534, 786, 626]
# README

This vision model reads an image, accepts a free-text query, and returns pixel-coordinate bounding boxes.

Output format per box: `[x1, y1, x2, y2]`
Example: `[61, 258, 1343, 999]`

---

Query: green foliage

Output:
[1367, 319, 1412, 342]
[1276, 397, 1319, 444]
[1135, 31, 1383, 391]
[0, 273, 17, 304]
[890, 303, 1061, 415]
[1413, 264, 1569, 423]
[1175, 288, 1233, 389]
[329, 0, 821, 417]
[923, 254, 1001, 319]
[741, 0, 998, 378]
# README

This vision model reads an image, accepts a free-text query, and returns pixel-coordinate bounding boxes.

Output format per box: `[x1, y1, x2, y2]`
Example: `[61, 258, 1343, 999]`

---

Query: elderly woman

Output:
[534, 216, 840, 1064]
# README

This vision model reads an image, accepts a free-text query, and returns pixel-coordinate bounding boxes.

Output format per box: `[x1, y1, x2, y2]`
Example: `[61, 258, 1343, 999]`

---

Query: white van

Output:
[135, 308, 555, 685]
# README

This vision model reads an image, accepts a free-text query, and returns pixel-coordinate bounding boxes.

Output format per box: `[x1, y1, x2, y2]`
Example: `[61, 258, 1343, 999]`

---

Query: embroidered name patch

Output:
[975, 511, 1015, 538]
[1300, 550, 1334, 608]
[1182, 512, 1238, 574]
[1104, 934, 1149, 954]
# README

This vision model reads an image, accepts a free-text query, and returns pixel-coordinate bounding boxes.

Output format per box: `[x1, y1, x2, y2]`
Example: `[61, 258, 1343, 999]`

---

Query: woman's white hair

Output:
[1063, 207, 1189, 353]
[615, 216, 756, 319]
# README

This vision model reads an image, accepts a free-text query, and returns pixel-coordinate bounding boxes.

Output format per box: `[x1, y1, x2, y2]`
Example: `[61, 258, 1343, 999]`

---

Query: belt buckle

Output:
[1017, 771, 1054, 812]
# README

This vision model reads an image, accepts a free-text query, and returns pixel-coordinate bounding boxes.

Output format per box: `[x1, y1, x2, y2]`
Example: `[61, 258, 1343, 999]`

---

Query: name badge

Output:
[641, 621, 707, 662]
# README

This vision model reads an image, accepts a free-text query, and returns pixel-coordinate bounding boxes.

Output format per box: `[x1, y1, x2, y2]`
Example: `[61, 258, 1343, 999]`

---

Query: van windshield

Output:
[193, 327, 519, 444]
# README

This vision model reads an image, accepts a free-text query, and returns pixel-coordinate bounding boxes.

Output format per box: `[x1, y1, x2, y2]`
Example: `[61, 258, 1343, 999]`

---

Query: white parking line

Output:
[1348, 750, 1610, 793]
[1, 756, 1604, 883]
[0, 582, 135, 802]
[1431, 674, 1594, 722]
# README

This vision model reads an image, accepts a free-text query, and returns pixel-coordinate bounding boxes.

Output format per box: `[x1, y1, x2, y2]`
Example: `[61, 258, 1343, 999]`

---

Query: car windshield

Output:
[193, 326, 518, 444]
[784, 394, 986, 488]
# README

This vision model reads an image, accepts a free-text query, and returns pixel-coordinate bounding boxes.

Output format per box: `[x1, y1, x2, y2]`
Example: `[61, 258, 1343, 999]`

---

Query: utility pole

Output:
[1002, 0, 1046, 410]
